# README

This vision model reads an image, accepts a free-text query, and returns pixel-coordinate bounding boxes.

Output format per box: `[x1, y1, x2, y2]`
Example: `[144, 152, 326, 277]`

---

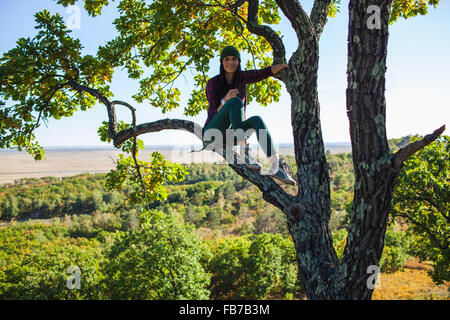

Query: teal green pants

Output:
[203, 97, 276, 157]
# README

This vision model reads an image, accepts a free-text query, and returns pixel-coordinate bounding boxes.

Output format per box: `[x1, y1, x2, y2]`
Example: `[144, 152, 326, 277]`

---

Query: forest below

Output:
[0, 135, 448, 300]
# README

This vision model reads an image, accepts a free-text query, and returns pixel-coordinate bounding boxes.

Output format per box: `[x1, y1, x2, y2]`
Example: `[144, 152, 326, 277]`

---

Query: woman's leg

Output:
[227, 98, 247, 149]
[204, 103, 295, 184]
[228, 100, 278, 162]
[203, 99, 275, 160]
[241, 116, 295, 184]
[203, 97, 245, 147]
[241, 115, 277, 160]
[203, 107, 231, 149]
[227, 97, 245, 132]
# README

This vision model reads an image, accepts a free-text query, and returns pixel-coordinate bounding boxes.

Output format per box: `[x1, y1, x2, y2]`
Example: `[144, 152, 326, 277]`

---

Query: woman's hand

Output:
[224, 89, 239, 102]
[217, 89, 239, 112]
[271, 64, 289, 75]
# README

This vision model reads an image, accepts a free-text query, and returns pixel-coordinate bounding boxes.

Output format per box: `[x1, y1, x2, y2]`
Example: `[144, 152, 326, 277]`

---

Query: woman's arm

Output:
[270, 64, 289, 75]
[243, 65, 289, 84]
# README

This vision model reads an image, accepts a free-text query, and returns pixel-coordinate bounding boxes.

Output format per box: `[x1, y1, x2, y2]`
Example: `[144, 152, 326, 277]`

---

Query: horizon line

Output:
[0, 142, 353, 152]
[40, 142, 351, 148]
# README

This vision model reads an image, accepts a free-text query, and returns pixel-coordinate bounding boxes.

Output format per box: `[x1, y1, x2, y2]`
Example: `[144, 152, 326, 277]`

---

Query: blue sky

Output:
[1, 0, 449, 147]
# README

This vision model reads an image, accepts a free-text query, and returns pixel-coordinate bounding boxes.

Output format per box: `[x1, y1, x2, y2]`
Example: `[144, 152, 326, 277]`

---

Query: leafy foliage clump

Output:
[206, 233, 299, 299]
[0, 222, 104, 299]
[104, 151, 188, 205]
[332, 227, 412, 273]
[391, 136, 449, 284]
[102, 210, 211, 299]
[390, 0, 440, 23]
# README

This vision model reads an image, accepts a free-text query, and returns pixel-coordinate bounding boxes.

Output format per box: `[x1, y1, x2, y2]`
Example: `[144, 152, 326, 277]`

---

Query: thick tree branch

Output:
[114, 119, 296, 211]
[246, 0, 287, 68]
[229, 161, 296, 212]
[113, 118, 203, 147]
[310, 0, 332, 38]
[392, 125, 446, 170]
[115, 120, 295, 211]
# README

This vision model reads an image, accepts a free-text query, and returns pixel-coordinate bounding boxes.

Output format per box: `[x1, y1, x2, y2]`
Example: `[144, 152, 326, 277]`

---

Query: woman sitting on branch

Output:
[202, 45, 296, 185]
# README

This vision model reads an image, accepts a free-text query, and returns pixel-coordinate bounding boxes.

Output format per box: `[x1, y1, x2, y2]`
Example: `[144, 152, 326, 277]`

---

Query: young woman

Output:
[203, 45, 296, 185]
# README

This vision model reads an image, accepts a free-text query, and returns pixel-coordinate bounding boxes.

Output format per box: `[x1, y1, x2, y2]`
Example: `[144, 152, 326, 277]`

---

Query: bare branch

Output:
[237, 21, 258, 70]
[112, 100, 136, 127]
[393, 125, 446, 170]
[67, 79, 117, 140]
[158, 58, 194, 89]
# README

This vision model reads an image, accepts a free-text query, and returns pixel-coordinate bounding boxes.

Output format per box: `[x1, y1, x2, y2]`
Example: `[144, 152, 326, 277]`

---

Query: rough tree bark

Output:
[273, 0, 340, 299]
[338, 0, 399, 299]
[65, 0, 445, 299]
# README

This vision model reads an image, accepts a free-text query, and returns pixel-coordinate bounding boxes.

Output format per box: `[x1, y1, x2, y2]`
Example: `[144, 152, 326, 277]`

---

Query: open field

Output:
[0, 147, 223, 185]
[372, 258, 449, 300]
[0, 143, 350, 185]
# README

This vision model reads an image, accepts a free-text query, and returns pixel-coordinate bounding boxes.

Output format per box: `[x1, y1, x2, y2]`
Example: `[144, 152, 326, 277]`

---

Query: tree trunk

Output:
[284, 0, 402, 299]
[285, 37, 340, 299]
[337, 0, 398, 299]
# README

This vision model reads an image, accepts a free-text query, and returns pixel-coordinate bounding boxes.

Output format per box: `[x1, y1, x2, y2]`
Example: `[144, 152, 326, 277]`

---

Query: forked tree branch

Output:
[67, 79, 118, 139]
[392, 125, 446, 170]
[274, 0, 315, 41]
[112, 100, 136, 126]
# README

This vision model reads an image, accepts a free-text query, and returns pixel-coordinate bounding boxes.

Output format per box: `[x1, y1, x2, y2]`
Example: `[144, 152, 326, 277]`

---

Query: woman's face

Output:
[222, 56, 239, 73]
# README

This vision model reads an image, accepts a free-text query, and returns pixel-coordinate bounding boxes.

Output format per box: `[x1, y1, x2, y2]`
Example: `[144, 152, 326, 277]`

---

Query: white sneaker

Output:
[269, 158, 296, 185]
[238, 144, 263, 171]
